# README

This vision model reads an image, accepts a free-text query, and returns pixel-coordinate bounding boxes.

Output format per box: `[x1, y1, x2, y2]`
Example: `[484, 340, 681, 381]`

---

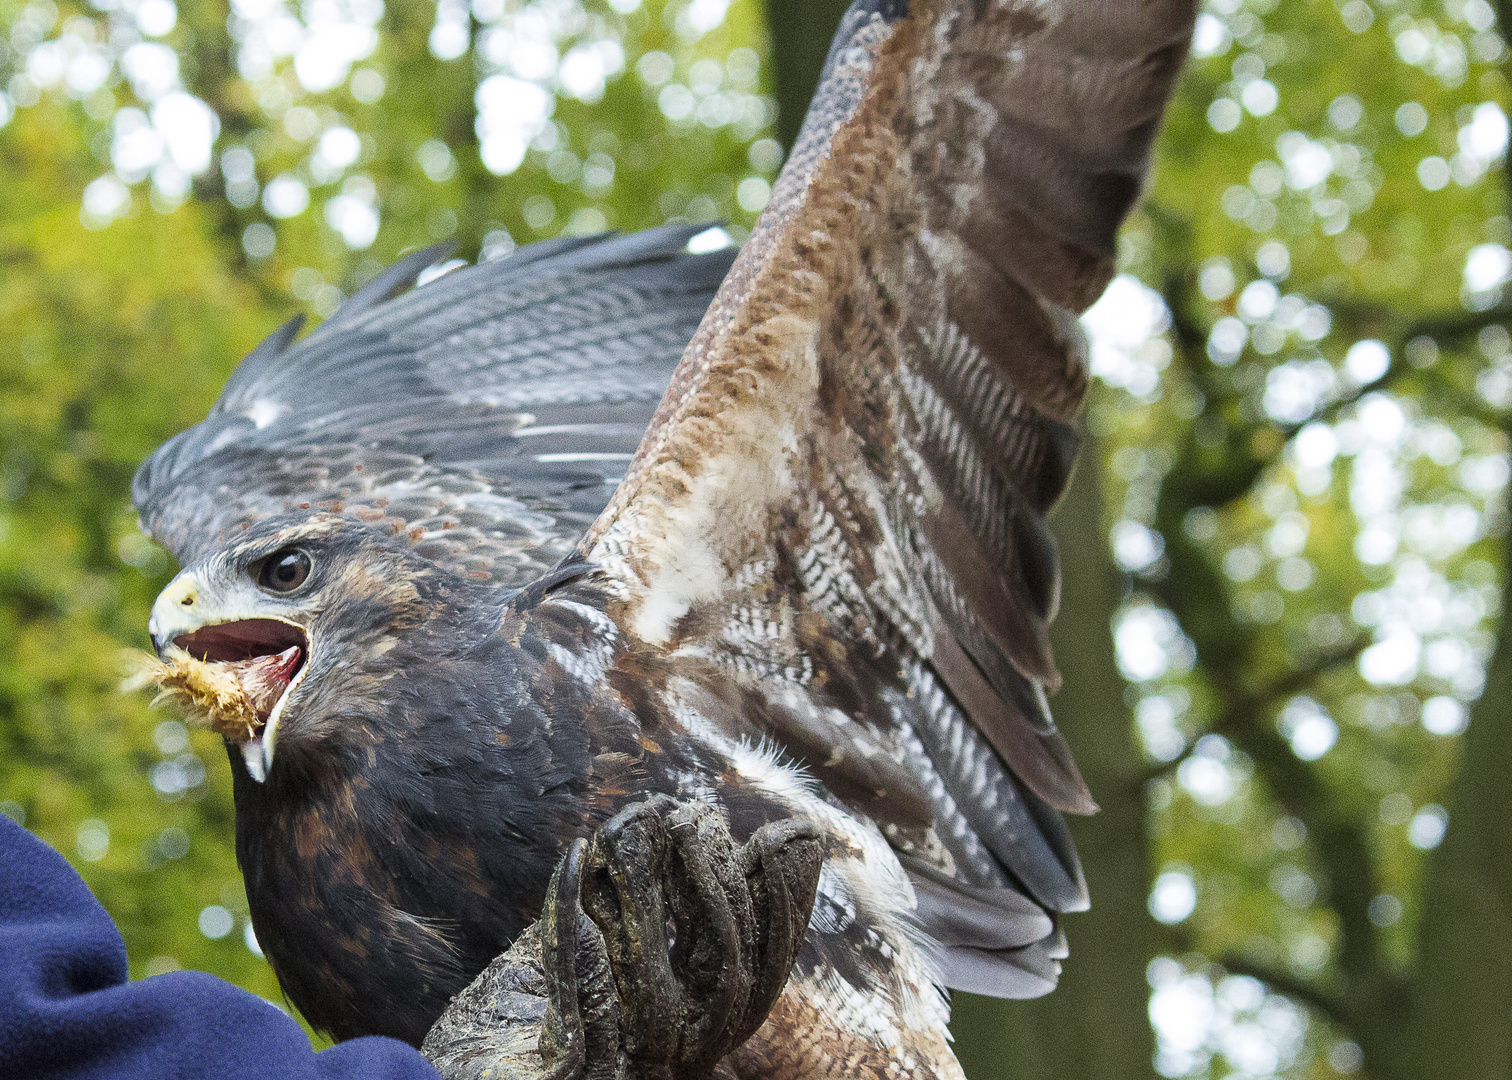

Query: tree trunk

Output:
[951, 430, 1156, 1080]
[1366, 500, 1512, 1080]
[1376, 13, 1512, 1070]
[764, 0, 853, 151]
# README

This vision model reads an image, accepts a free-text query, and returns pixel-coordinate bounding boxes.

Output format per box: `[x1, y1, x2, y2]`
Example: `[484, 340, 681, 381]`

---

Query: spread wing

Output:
[133, 227, 736, 587]
[586, 0, 1194, 996]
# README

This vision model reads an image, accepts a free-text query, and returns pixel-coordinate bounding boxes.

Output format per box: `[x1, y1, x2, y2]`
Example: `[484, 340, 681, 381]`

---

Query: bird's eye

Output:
[258, 548, 312, 594]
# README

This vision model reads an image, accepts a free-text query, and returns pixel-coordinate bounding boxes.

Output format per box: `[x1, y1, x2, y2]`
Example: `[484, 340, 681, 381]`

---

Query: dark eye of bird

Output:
[258, 548, 312, 594]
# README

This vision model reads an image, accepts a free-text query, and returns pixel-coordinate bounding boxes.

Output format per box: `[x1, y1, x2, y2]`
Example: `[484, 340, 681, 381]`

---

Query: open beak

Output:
[166, 618, 309, 782]
[149, 570, 310, 783]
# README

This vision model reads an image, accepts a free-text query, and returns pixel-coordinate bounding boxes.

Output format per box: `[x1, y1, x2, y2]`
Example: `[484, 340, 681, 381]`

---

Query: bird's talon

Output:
[423, 798, 821, 1080]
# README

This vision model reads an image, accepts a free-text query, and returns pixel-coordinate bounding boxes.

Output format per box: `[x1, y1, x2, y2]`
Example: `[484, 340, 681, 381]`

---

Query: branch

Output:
[1134, 636, 1368, 788]
[1155, 214, 1512, 461]
[1215, 636, 1370, 722]
[1145, 237, 1391, 1006]
[1142, 37, 1512, 1067]
[1301, 299, 1512, 431]
[1216, 954, 1353, 1031]
[1398, 301, 1512, 344]
[1322, 296, 1512, 349]
[1196, 638, 1386, 995]
[1163, 923, 1355, 1029]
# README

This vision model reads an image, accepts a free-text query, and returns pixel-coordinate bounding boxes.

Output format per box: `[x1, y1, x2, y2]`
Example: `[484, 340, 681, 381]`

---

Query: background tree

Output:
[2, 0, 1509, 1077]
[0, 0, 781, 1027]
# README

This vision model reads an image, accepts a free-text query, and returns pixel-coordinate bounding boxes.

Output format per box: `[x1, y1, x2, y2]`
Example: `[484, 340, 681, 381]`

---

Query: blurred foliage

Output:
[0, 0, 778, 1031]
[1087, 0, 1512, 1076]
[2, 0, 1511, 1076]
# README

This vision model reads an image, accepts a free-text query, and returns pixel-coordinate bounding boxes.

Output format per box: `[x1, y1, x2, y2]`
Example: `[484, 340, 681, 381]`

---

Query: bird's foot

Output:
[422, 796, 823, 1080]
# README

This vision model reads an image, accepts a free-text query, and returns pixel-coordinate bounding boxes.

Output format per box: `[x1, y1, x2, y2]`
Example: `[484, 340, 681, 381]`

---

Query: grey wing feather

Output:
[935, 942, 1061, 1000]
[134, 225, 736, 585]
[906, 860, 1053, 951]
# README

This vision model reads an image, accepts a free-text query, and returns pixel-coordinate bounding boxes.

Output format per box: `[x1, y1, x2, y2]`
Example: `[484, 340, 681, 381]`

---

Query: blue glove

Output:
[0, 813, 442, 1080]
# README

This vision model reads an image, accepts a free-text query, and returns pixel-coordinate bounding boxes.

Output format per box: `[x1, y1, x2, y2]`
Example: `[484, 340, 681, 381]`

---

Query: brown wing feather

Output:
[586, 0, 1193, 988]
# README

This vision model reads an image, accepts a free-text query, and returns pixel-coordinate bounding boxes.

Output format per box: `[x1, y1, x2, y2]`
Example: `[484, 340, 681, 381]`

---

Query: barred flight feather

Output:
[586, 1, 1192, 1072]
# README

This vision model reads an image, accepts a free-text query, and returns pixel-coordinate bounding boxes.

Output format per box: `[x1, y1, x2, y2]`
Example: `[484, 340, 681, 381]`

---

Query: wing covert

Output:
[586, 0, 1194, 996]
[134, 226, 736, 588]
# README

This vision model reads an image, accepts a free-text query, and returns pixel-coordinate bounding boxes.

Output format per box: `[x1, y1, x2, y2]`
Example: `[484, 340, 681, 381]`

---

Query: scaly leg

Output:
[422, 797, 822, 1080]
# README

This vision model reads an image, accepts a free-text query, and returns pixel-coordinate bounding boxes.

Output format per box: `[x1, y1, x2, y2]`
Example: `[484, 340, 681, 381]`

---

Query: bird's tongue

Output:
[227, 645, 302, 720]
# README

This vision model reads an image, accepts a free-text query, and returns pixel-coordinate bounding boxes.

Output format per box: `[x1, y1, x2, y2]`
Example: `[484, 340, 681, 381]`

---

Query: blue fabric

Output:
[0, 814, 443, 1080]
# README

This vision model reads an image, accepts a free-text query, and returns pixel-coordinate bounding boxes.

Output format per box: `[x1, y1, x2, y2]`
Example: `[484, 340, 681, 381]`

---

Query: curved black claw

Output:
[580, 796, 823, 1080]
[421, 798, 823, 1080]
[421, 840, 621, 1080]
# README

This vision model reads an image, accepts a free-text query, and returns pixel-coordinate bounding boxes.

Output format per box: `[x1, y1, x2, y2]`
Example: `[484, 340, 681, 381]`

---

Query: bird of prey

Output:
[132, 1, 1194, 1077]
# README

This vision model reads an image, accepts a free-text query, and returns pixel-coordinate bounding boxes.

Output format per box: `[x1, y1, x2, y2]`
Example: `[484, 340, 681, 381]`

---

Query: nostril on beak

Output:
[181, 595, 194, 606]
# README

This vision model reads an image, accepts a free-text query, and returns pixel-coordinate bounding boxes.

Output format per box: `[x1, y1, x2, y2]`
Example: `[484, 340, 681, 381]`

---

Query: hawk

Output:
[132, 1, 1194, 1077]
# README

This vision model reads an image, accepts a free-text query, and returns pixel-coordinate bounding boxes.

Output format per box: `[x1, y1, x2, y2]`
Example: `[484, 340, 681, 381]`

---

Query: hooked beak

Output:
[149, 575, 309, 783]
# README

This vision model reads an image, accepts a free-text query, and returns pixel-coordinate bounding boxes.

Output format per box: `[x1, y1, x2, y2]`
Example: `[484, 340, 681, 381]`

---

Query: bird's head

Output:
[140, 513, 463, 784]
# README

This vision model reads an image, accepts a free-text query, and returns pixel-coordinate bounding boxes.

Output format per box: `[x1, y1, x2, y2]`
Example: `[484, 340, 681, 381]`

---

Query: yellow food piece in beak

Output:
[122, 649, 262, 741]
